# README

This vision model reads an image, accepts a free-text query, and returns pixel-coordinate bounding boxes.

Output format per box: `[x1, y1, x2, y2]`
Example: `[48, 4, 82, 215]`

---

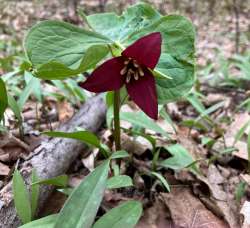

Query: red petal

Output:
[79, 57, 125, 93]
[122, 32, 162, 69]
[126, 69, 158, 120]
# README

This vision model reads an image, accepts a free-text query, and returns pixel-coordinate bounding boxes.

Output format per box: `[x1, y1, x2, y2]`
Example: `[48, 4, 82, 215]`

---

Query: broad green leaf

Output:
[126, 15, 195, 104]
[86, 3, 161, 42]
[160, 144, 195, 170]
[151, 171, 170, 192]
[120, 111, 169, 138]
[93, 201, 142, 228]
[107, 175, 133, 189]
[32, 175, 68, 187]
[110, 150, 130, 159]
[31, 169, 39, 218]
[13, 170, 32, 224]
[156, 54, 194, 103]
[19, 214, 58, 228]
[44, 131, 101, 148]
[24, 21, 110, 79]
[55, 160, 110, 228]
[0, 78, 8, 120]
[34, 45, 109, 80]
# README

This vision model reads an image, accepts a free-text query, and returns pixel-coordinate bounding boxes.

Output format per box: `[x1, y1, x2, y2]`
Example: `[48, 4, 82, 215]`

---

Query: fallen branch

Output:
[0, 95, 106, 228]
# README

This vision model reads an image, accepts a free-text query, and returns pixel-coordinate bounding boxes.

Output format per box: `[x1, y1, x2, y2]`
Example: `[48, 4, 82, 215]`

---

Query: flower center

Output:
[120, 58, 144, 83]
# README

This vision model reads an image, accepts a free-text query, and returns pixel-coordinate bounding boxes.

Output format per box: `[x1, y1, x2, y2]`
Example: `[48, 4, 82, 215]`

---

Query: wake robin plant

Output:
[8, 2, 195, 228]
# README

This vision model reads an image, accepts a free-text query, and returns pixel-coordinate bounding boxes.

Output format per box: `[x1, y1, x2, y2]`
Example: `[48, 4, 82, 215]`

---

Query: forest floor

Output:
[1, 0, 250, 227]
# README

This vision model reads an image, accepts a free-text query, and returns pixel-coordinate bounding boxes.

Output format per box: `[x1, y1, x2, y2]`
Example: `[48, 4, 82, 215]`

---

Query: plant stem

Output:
[113, 90, 121, 151]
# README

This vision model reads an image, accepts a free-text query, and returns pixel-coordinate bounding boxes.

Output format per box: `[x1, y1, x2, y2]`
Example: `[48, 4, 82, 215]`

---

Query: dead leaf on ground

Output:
[195, 169, 240, 228]
[161, 187, 228, 228]
[136, 198, 173, 228]
[0, 162, 10, 176]
[240, 201, 250, 228]
[57, 100, 74, 122]
[224, 113, 250, 160]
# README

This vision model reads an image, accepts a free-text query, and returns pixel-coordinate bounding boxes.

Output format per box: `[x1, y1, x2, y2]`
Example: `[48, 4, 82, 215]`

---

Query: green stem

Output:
[113, 90, 121, 151]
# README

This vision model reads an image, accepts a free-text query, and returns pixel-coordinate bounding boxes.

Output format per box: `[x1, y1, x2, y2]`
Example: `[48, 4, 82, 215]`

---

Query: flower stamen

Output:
[138, 67, 144, 77]
[120, 66, 128, 75]
[121, 58, 145, 83]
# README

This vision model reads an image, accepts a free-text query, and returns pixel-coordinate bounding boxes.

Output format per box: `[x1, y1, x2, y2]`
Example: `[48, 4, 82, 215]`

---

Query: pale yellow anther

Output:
[126, 74, 131, 83]
[133, 60, 139, 68]
[134, 71, 139, 80]
[138, 67, 144, 76]
[120, 66, 128, 75]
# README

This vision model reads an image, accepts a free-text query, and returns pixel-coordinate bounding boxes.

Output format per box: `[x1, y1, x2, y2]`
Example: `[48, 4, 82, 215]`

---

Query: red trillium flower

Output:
[80, 32, 162, 120]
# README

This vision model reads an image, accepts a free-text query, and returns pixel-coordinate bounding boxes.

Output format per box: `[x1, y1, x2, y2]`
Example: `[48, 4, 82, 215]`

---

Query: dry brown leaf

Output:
[120, 133, 147, 156]
[195, 172, 239, 228]
[0, 162, 10, 176]
[81, 148, 99, 171]
[240, 174, 250, 185]
[136, 198, 173, 228]
[57, 100, 74, 122]
[161, 187, 228, 228]
[240, 201, 250, 228]
[224, 113, 250, 160]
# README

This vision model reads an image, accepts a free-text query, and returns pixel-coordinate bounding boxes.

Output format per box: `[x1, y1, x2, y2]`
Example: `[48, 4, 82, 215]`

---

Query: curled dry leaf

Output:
[161, 187, 228, 228]
[195, 169, 240, 228]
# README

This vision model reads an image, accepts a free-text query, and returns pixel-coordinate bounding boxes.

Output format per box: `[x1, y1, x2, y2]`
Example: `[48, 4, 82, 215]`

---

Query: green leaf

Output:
[127, 15, 195, 104]
[151, 171, 170, 192]
[120, 111, 169, 138]
[57, 188, 73, 196]
[24, 20, 110, 79]
[110, 150, 130, 159]
[24, 71, 43, 102]
[31, 169, 39, 218]
[180, 119, 208, 131]
[32, 175, 68, 187]
[86, 3, 161, 42]
[19, 214, 58, 228]
[44, 131, 101, 148]
[35, 45, 109, 80]
[160, 144, 195, 170]
[93, 201, 142, 228]
[7, 94, 22, 124]
[235, 181, 247, 203]
[0, 78, 8, 120]
[17, 76, 37, 110]
[107, 175, 133, 189]
[156, 54, 194, 104]
[247, 130, 250, 172]
[234, 120, 250, 145]
[13, 169, 32, 224]
[55, 160, 110, 228]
